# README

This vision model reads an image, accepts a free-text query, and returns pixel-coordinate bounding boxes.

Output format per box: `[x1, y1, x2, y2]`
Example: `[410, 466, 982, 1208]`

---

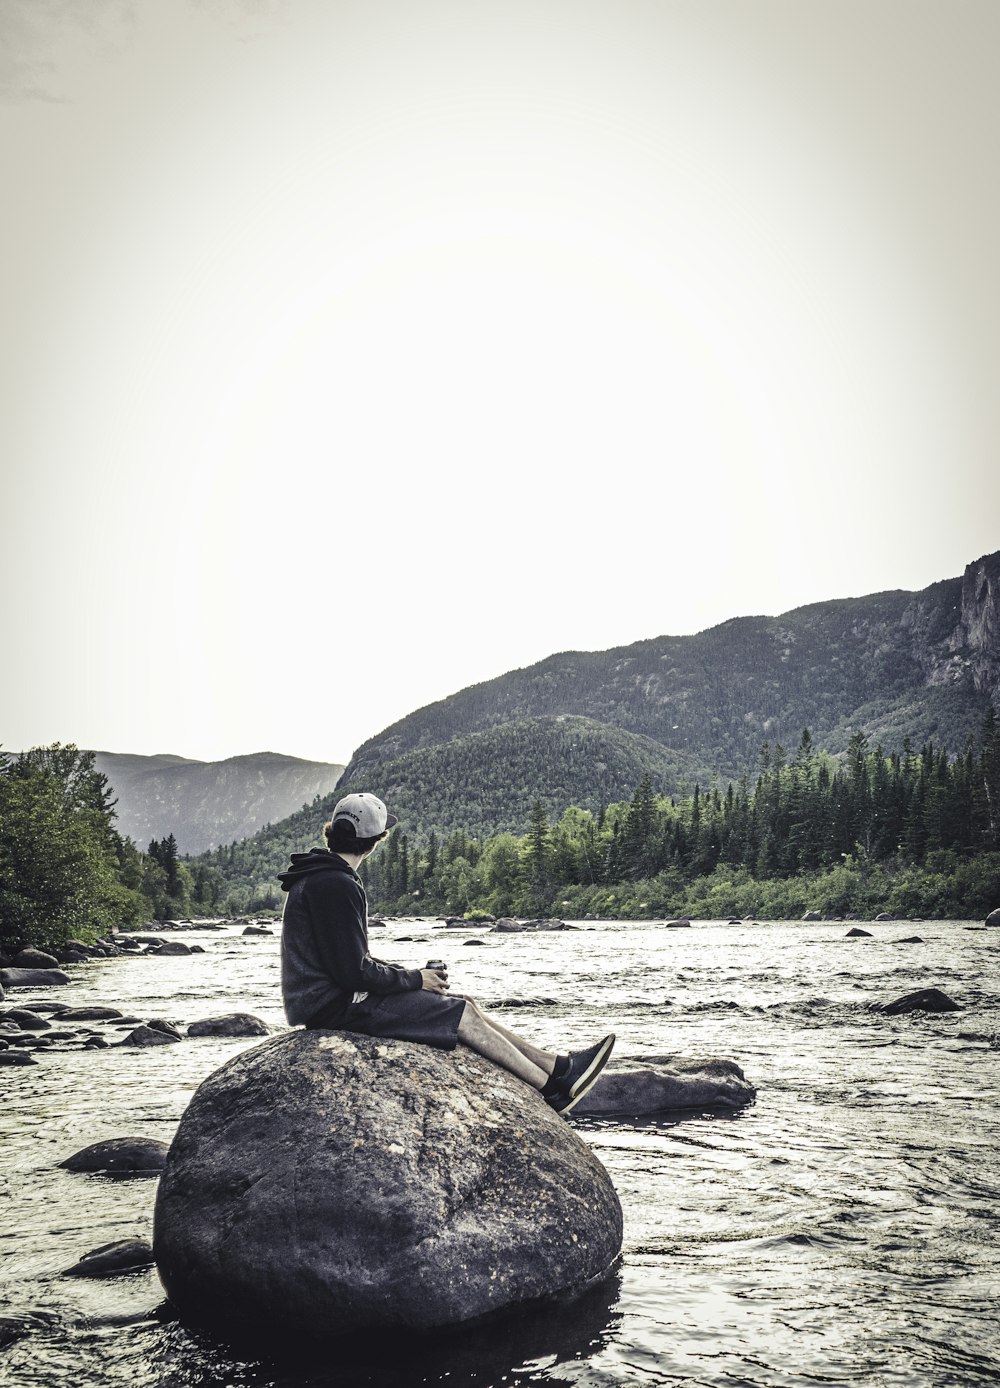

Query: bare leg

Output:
[467, 1002, 557, 1076]
[457, 999, 554, 1088]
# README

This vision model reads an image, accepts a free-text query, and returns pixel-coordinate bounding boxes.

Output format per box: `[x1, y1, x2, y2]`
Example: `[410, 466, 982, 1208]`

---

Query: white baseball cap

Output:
[330, 792, 398, 838]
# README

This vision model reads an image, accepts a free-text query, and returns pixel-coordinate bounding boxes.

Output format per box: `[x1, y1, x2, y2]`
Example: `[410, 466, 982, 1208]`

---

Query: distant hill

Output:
[93, 751, 345, 854]
[334, 551, 1000, 837]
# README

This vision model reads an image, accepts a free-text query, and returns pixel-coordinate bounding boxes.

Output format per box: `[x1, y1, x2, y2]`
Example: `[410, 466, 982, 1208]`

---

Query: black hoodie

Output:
[278, 849, 421, 1028]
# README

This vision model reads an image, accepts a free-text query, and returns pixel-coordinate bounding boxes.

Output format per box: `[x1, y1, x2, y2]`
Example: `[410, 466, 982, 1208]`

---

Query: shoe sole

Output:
[555, 1034, 616, 1115]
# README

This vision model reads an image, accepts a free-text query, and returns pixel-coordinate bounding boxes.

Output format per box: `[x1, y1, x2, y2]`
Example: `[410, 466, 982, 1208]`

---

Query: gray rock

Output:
[187, 1013, 270, 1037]
[985, 907, 1000, 926]
[0, 1009, 51, 1030]
[874, 912, 896, 922]
[662, 919, 691, 928]
[152, 940, 192, 956]
[58, 1006, 125, 1021]
[120, 1024, 181, 1046]
[463, 938, 488, 946]
[492, 917, 572, 933]
[894, 936, 925, 944]
[846, 927, 873, 938]
[12, 948, 61, 970]
[881, 988, 960, 1016]
[0, 967, 71, 988]
[0, 1050, 37, 1065]
[242, 925, 273, 936]
[60, 1136, 169, 1173]
[63, 1239, 155, 1278]
[147, 1018, 184, 1039]
[802, 910, 822, 921]
[573, 1058, 757, 1117]
[154, 1030, 622, 1337]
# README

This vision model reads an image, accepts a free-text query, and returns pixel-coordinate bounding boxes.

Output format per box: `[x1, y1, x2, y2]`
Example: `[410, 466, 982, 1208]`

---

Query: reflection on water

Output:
[138, 1268, 623, 1388]
[2, 919, 999, 1387]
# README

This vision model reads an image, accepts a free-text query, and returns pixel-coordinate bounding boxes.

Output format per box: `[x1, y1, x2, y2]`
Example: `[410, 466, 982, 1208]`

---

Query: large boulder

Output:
[154, 1031, 622, 1338]
[0, 968, 71, 989]
[573, 1058, 756, 1117]
[12, 948, 61, 970]
[985, 907, 1000, 926]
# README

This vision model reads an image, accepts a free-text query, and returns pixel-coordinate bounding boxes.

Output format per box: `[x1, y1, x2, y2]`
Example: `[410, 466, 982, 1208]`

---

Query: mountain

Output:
[93, 751, 345, 855]
[245, 716, 717, 852]
[331, 552, 999, 838]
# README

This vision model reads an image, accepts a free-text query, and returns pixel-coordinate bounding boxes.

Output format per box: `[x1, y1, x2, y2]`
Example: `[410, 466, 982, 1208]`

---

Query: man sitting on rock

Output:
[279, 793, 614, 1116]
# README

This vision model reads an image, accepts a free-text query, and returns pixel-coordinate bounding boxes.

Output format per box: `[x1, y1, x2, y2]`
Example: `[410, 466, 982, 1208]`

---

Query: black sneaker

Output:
[545, 1034, 615, 1115]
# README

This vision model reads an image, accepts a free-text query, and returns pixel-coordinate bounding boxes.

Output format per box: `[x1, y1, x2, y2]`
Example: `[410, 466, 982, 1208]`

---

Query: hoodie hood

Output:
[278, 848, 360, 892]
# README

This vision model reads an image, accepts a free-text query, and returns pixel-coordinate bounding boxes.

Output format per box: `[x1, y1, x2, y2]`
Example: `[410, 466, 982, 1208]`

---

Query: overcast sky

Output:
[2, 0, 997, 766]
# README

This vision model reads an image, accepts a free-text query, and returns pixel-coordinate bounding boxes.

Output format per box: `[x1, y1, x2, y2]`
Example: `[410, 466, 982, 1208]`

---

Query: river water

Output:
[2, 918, 999, 1388]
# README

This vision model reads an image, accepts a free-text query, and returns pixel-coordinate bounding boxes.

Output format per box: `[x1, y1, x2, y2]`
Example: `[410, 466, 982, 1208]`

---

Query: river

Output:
[2, 917, 998, 1387]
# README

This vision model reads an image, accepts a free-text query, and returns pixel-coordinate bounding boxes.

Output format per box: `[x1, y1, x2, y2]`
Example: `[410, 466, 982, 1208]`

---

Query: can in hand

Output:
[425, 959, 447, 971]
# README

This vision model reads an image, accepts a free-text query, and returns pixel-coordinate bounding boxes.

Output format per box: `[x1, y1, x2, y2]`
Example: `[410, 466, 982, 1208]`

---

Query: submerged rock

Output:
[881, 988, 961, 1015]
[60, 1137, 169, 1173]
[573, 1058, 756, 1117]
[154, 1030, 622, 1339]
[58, 1006, 125, 1021]
[63, 1239, 154, 1278]
[0, 1309, 60, 1349]
[187, 1013, 270, 1037]
[0, 1050, 37, 1066]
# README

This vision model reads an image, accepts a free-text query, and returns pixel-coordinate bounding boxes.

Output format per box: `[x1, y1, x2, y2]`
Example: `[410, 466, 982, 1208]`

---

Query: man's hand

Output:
[420, 968, 449, 994]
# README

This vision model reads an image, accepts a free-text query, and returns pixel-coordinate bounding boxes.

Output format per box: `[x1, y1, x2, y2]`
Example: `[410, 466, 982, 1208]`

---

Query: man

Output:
[279, 792, 614, 1116]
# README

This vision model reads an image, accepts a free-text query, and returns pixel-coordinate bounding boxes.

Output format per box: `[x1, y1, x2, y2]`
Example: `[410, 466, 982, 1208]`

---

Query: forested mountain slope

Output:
[341, 554, 1000, 807]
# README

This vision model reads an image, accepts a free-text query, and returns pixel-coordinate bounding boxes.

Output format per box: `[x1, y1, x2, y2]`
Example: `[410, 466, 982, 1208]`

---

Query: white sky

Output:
[2, 0, 997, 765]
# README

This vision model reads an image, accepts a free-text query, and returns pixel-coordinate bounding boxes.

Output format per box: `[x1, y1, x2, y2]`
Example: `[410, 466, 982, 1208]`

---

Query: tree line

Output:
[356, 714, 1000, 921]
[4, 713, 999, 951]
